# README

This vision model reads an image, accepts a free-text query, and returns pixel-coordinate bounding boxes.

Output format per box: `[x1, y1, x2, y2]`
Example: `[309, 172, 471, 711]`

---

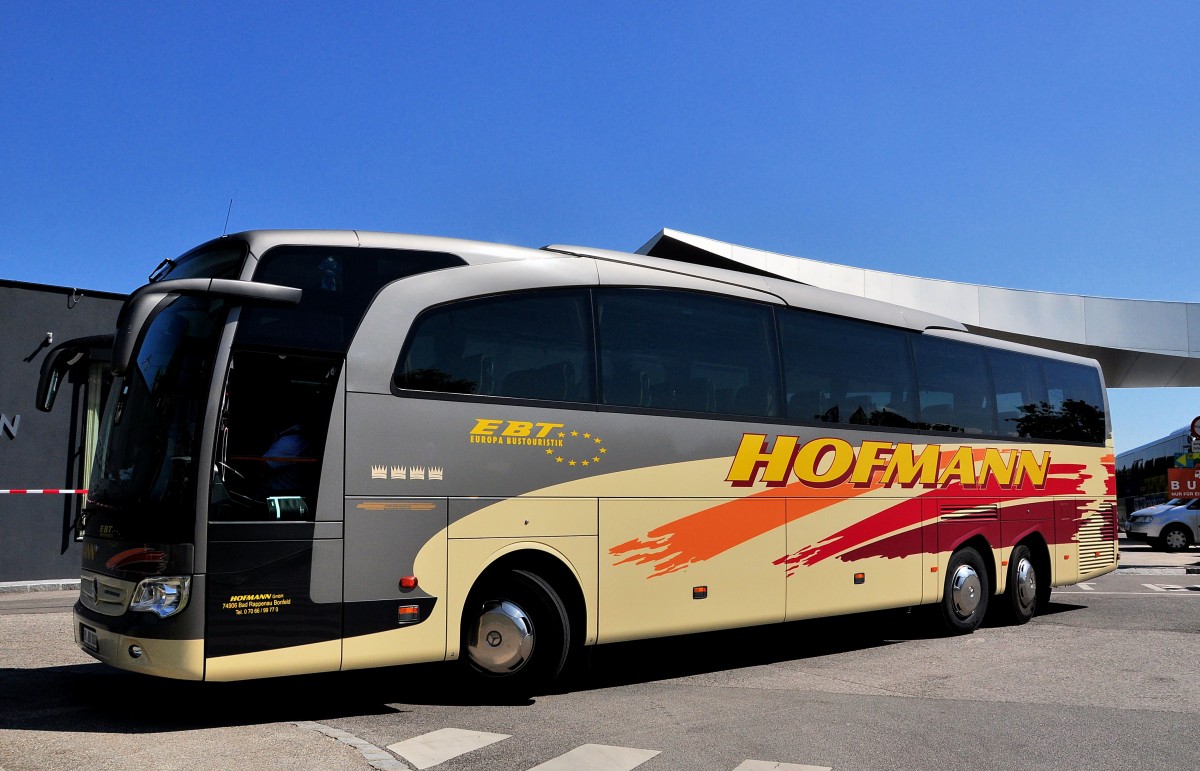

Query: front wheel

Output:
[461, 569, 571, 695]
[939, 547, 990, 634]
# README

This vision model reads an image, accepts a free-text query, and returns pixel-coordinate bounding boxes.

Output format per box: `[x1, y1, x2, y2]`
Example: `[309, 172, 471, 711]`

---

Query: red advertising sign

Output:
[1167, 467, 1200, 499]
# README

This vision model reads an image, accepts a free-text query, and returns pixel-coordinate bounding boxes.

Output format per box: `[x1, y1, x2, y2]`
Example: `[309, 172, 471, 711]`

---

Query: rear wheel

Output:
[939, 547, 989, 634]
[1159, 525, 1192, 553]
[461, 569, 571, 695]
[998, 544, 1038, 625]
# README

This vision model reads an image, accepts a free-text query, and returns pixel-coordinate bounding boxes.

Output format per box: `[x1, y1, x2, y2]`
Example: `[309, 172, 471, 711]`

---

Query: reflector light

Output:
[930, 566, 938, 573]
[692, 586, 708, 600]
[397, 605, 421, 623]
[853, 573, 865, 585]
[399, 575, 418, 590]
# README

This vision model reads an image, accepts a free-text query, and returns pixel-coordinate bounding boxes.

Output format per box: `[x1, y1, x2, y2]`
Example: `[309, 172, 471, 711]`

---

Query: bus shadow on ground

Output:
[0, 603, 1087, 732]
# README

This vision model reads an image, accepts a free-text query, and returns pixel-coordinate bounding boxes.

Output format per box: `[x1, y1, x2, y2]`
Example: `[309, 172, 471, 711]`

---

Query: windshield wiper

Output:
[148, 258, 176, 283]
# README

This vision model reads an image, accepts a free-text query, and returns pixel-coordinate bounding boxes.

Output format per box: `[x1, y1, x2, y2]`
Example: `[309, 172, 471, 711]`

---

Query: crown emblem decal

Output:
[368, 463, 444, 482]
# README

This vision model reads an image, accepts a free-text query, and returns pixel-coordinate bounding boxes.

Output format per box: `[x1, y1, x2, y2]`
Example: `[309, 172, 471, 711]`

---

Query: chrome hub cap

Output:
[467, 599, 534, 674]
[950, 564, 982, 619]
[1014, 557, 1036, 612]
[1165, 529, 1188, 550]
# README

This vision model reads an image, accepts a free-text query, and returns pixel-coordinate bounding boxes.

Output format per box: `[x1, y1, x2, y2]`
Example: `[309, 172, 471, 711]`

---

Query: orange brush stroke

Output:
[608, 480, 874, 576]
[609, 446, 985, 577]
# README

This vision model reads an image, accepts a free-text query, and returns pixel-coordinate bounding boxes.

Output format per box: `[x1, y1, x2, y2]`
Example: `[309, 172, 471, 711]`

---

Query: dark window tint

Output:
[779, 310, 917, 428]
[239, 246, 464, 353]
[156, 241, 247, 282]
[596, 289, 780, 416]
[395, 290, 594, 403]
[989, 349, 1049, 438]
[211, 352, 342, 522]
[1016, 360, 1106, 443]
[912, 336, 997, 435]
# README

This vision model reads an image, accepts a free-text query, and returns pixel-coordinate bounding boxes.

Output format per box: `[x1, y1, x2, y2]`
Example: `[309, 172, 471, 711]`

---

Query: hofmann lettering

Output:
[725, 433, 1050, 489]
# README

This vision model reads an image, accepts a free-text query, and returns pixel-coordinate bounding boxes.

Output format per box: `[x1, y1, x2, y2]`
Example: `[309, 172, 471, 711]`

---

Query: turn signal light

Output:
[399, 575, 419, 590]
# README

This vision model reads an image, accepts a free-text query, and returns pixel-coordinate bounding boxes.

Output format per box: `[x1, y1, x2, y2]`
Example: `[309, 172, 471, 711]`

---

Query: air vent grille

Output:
[1078, 503, 1117, 573]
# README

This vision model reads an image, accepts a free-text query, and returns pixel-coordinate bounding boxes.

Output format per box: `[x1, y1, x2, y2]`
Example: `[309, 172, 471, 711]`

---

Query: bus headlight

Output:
[129, 576, 191, 618]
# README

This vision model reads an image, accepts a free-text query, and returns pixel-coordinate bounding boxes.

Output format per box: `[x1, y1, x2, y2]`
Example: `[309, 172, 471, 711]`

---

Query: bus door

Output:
[204, 350, 345, 680]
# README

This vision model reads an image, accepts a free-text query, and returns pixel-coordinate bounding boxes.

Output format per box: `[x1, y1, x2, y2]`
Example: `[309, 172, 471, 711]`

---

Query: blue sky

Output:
[2, 3, 1197, 454]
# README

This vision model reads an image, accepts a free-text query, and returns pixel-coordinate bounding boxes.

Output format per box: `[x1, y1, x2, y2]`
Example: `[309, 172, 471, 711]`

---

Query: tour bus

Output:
[39, 230, 1117, 690]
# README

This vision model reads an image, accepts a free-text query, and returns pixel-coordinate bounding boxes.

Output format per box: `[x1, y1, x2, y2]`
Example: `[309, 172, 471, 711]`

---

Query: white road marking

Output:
[1143, 583, 1168, 591]
[1076, 583, 1095, 591]
[387, 727, 510, 769]
[733, 761, 834, 771]
[526, 743, 661, 770]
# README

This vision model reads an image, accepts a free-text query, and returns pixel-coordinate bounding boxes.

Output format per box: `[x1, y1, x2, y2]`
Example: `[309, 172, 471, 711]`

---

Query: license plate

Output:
[80, 623, 98, 652]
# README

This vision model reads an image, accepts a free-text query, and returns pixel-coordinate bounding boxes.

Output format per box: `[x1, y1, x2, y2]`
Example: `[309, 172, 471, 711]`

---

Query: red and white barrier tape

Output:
[0, 489, 88, 494]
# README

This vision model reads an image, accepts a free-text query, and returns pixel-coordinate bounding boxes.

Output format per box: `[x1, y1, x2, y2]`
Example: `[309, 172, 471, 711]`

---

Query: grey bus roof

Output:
[225, 230, 967, 336]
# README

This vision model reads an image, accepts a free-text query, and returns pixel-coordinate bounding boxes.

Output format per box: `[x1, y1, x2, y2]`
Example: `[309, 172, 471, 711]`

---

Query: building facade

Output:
[0, 280, 124, 583]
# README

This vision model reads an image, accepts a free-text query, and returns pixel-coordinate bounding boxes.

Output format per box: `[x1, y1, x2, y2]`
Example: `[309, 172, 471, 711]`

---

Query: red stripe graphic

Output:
[611, 446, 1114, 579]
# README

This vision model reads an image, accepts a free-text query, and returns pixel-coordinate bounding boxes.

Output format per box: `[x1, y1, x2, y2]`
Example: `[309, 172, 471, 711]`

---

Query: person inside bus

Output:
[263, 419, 311, 493]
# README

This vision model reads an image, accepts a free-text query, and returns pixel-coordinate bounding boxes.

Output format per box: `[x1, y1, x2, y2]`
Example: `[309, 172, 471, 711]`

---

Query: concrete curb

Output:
[1116, 567, 1200, 575]
[0, 579, 81, 593]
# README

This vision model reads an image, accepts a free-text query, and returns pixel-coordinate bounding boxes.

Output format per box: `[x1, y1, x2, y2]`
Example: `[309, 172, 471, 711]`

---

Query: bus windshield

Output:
[88, 296, 228, 522]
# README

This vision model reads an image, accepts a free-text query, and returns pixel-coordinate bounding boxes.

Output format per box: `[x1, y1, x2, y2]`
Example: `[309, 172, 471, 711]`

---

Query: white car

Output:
[1123, 498, 1200, 552]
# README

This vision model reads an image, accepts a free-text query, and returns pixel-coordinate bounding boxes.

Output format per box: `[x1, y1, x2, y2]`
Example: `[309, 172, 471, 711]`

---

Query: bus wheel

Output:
[462, 569, 570, 693]
[999, 544, 1038, 625]
[939, 547, 989, 634]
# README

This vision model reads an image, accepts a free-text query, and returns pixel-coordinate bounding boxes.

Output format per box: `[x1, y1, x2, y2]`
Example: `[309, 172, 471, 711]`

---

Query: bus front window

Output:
[88, 296, 228, 531]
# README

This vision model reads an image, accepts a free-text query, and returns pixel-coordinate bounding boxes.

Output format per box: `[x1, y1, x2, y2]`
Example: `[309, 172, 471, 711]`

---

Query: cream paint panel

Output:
[206, 640, 342, 681]
[342, 515, 449, 671]
[598, 498, 785, 644]
[1053, 537, 1080, 586]
[342, 625, 448, 670]
[75, 613, 205, 680]
[449, 497, 597, 538]
[446, 537, 598, 659]
[784, 496, 923, 621]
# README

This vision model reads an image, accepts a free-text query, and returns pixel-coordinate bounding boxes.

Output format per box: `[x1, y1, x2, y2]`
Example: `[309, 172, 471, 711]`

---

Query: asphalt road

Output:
[2, 552, 1197, 771]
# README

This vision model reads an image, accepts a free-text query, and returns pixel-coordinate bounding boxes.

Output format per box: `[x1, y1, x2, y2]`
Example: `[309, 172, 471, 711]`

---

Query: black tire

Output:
[998, 544, 1039, 625]
[460, 569, 571, 695]
[1159, 525, 1192, 553]
[939, 547, 990, 634]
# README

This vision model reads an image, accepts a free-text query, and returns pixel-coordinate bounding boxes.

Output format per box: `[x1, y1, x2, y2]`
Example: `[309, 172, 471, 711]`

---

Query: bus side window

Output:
[395, 290, 594, 403]
[596, 288, 780, 417]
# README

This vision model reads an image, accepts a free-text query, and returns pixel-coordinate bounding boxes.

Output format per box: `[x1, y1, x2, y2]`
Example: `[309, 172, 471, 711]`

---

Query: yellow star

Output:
[594, 437, 602, 444]
[582, 460, 590, 466]
[583, 432, 591, 438]
[569, 460, 577, 466]
[545, 448, 554, 455]
[558, 431, 565, 438]
[555, 457, 564, 463]
[593, 457, 600, 463]
[599, 447, 607, 454]
[570, 431, 579, 437]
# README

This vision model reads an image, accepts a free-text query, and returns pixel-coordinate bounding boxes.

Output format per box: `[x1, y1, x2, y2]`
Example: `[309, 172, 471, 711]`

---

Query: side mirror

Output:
[36, 335, 114, 412]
